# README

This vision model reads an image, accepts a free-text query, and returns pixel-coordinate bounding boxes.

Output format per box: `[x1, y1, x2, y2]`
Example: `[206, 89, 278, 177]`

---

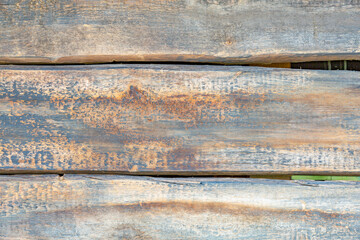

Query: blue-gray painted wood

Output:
[1, 0, 360, 64]
[0, 65, 360, 174]
[0, 175, 359, 239]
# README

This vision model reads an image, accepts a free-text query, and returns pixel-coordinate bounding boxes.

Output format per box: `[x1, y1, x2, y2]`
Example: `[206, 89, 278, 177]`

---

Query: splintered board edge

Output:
[1, 175, 360, 239]
[0, 64, 360, 174]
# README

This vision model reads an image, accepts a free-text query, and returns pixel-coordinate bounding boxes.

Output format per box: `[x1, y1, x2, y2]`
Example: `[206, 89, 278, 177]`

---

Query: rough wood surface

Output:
[1, 0, 360, 64]
[1, 64, 360, 174]
[0, 175, 359, 239]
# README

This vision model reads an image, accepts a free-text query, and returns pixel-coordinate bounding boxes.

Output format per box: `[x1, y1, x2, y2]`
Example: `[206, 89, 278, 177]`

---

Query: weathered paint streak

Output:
[0, 175, 359, 239]
[0, 65, 360, 173]
[1, 0, 360, 63]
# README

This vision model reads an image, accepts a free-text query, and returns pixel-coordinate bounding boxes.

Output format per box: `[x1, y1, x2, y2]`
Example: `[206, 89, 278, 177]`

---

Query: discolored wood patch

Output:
[0, 65, 360, 174]
[0, 175, 359, 239]
[1, 0, 360, 64]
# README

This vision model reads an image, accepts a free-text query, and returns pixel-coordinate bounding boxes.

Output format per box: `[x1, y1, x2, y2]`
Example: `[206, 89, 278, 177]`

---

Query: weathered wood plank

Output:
[1, 0, 360, 64]
[1, 64, 360, 174]
[0, 175, 359, 239]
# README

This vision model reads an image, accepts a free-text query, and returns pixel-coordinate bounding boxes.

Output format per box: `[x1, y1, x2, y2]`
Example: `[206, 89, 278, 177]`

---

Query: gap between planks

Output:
[2, 61, 359, 71]
[3, 171, 360, 182]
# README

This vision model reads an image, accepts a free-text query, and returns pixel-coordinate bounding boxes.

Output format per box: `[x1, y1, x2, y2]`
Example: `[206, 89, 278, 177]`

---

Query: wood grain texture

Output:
[1, 64, 360, 174]
[1, 0, 360, 64]
[0, 175, 359, 239]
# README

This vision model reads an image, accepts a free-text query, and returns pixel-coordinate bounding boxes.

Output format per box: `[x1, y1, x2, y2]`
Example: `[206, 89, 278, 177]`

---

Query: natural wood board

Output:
[0, 175, 359, 239]
[1, 64, 360, 174]
[1, 0, 360, 64]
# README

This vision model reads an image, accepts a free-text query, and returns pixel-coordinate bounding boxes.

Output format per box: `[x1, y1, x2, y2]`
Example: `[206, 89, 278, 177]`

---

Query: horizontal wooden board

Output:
[1, 64, 360, 174]
[0, 175, 359, 239]
[1, 0, 360, 64]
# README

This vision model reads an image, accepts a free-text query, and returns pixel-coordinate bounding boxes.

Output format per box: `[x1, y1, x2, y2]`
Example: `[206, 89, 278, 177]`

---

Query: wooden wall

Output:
[1, 0, 360, 238]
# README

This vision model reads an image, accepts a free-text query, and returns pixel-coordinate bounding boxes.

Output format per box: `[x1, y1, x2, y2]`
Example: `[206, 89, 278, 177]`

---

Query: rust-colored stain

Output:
[55, 85, 266, 129]
[107, 201, 345, 220]
[0, 84, 266, 171]
[31, 200, 347, 224]
[283, 90, 360, 113]
[259, 127, 358, 148]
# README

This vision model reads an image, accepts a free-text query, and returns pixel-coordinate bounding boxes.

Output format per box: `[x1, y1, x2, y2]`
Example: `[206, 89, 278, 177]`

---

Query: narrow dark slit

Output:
[3, 60, 360, 70]
[2, 173, 360, 181]
[291, 60, 360, 71]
